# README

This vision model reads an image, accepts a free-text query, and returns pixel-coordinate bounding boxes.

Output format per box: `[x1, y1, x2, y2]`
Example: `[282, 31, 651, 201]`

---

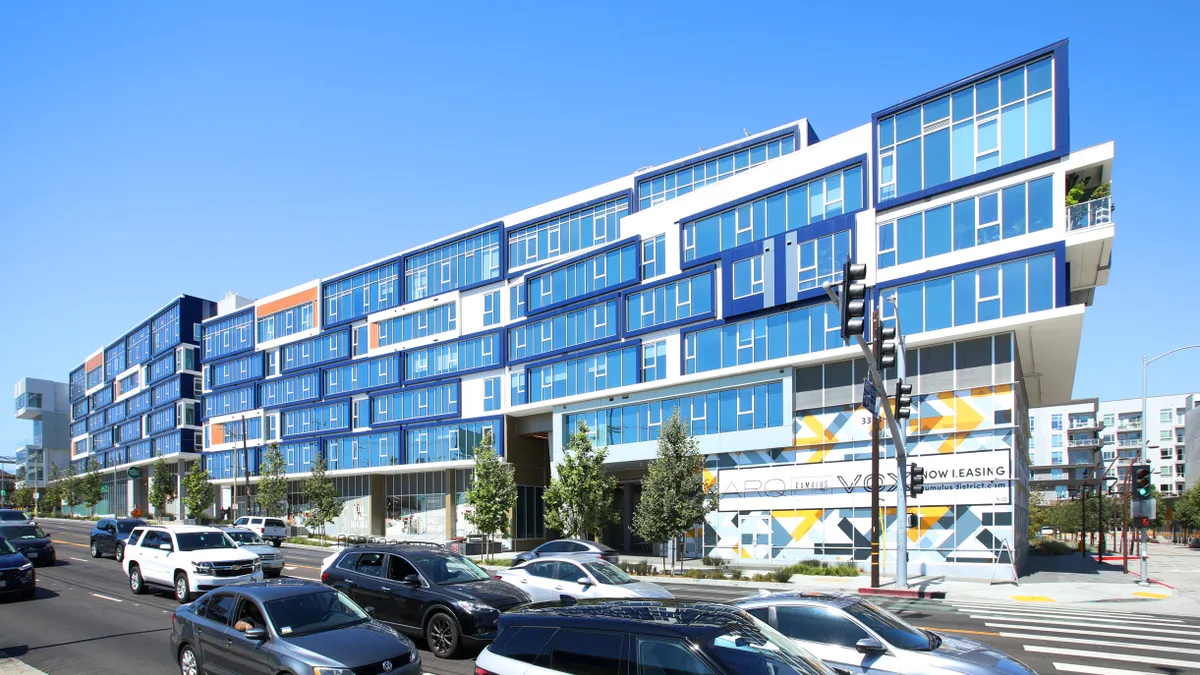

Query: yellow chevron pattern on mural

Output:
[909, 506, 951, 542]
[919, 391, 957, 432]
[703, 468, 716, 490]
[805, 448, 829, 464]
[795, 415, 830, 446]
[772, 509, 824, 544]
[957, 392, 985, 431]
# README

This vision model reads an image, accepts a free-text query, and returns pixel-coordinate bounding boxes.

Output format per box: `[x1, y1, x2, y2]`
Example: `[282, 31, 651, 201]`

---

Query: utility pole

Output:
[1122, 465, 1130, 573]
[869, 309, 882, 589]
[241, 414, 251, 517]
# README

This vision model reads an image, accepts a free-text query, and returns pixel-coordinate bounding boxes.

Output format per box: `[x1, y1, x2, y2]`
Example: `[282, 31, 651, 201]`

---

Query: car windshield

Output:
[844, 600, 931, 651]
[704, 618, 834, 675]
[264, 590, 370, 637]
[0, 512, 26, 521]
[226, 531, 265, 545]
[0, 525, 45, 540]
[265, 519, 286, 528]
[0, 538, 15, 554]
[413, 554, 490, 585]
[117, 521, 144, 534]
[582, 560, 635, 585]
[175, 532, 236, 551]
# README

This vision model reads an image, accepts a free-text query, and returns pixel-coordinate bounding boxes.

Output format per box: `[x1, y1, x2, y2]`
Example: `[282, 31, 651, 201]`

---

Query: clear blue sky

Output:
[2, 2, 1197, 447]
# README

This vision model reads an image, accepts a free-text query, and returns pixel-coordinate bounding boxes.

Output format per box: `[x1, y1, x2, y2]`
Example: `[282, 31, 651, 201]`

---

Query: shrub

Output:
[619, 560, 658, 576]
[729, 566, 744, 580]
[769, 567, 794, 583]
[702, 554, 726, 568]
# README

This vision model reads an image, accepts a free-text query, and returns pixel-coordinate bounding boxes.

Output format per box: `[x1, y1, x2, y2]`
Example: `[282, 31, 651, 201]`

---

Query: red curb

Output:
[1127, 571, 1176, 589]
[858, 587, 947, 599]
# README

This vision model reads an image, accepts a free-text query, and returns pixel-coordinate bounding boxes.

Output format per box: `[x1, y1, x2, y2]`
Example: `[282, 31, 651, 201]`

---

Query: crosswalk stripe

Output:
[983, 622, 1200, 644]
[1024, 645, 1200, 669]
[997, 632, 1200, 655]
[1053, 662, 1161, 675]
[949, 602, 1179, 621]
[957, 606, 1188, 624]
[965, 614, 1200, 634]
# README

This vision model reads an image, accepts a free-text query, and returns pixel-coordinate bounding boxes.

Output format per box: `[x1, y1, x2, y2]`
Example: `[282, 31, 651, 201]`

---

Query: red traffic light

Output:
[1132, 516, 1151, 529]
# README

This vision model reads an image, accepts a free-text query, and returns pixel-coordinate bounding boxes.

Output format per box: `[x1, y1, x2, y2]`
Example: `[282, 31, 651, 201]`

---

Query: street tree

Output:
[43, 463, 62, 515]
[62, 462, 82, 516]
[11, 487, 34, 510]
[464, 431, 517, 560]
[544, 421, 618, 540]
[81, 458, 105, 516]
[302, 452, 341, 542]
[634, 410, 719, 573]
[1173, 483, 1200, 532]
[149, 456, 176, 516]
[256, 443, 288, 517]
[180, 460, 216, 521]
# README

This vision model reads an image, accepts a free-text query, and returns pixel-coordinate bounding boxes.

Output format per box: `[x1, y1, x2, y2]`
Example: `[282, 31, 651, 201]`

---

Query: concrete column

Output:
[126, 478, 135, 518]
[622, 484, 633, 553]
[175, 458, 186, 521]
[444, 469, 456, 543]
[370, 474, 385, 536]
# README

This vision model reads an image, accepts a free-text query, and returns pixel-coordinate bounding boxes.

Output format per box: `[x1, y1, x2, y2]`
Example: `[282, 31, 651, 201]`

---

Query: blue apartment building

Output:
[57, 40, 1114, 580]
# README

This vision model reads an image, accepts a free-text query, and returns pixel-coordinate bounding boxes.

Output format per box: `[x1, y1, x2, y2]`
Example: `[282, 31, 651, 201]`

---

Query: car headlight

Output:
[312, 668, 354, 675]
[46, 545, 54, 552]
[19, 562, 33, 572]
[253, 559, 262, 571]
[456, 599, 491, 612]
[192, 562, 214, 574]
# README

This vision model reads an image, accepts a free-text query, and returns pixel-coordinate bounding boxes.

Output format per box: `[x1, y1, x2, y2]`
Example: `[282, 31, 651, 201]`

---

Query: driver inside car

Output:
[234, 601, 266, 633]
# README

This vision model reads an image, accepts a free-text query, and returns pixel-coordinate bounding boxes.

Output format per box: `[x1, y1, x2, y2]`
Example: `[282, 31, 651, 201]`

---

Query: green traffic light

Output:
[1137, 487, 1151, 497]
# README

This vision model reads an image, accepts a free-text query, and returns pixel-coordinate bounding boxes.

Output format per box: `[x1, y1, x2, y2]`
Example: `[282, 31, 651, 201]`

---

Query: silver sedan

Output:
[734, 591, 1035, 675]
[494, 556, 672, 603]
[221, 527, 286, 578]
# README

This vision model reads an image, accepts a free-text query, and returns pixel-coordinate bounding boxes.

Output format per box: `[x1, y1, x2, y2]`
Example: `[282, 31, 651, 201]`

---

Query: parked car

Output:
[124, 524, 264, 603]
[0, 509, 33, 527]
[733, 591, 1037, 675]
[510, 538, 619, 566]
[232, 516, 288, 547]
[0, 524, 55, 567]
[170, 579, 421, 675]
[476, 598, 839, 675]
[321, 543, 530, 658]
[0, 537, 36, 600]
[494, 556, 672, 603]
[221, 527, 286, 578]
[90, 517, 146, 562]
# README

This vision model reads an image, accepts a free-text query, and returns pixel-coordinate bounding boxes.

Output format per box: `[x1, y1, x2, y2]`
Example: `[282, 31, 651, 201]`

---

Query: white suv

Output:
[231, 516, 288, 547]
[124, 525, 263, 603]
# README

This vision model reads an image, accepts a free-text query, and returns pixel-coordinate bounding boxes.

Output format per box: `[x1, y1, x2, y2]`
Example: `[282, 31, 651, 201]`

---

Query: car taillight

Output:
[475, 668, 497, 675]
[494, 575, 502, 580]
[321, 572, 328, 584]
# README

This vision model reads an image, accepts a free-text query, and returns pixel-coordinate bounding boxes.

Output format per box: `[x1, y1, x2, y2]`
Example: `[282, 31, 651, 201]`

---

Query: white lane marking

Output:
[285, 566, 297, 570]
[998, 632, 1200, 655]
[1053, 662, 1161, 675]
[1024, 646, 1200, 669]
[984, 622, 1200, 644]
[964, 610, 1190, 627]
[965, 614, 1200, 634]
[69, 557, 88, 562]
[90, 592, 123, 603]
[950, 602, 1180, 621]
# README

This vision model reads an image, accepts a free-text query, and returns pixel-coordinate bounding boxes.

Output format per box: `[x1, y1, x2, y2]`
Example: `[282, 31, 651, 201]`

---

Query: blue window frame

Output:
[203, 386, 256, 418]
[202, 311, 254, 361]
[624, 271, 714, 333]
[206, 353, 264, 390]
[798, 230, 852, 291]
[564, 381, 784, 446]
[257, 302, 315, 343]
[126, 390, 152, 417]
[91, 385, 113, 410]
[86, 364, 103, 390]
[153, 378, 182, 407]
[282, 329, 349, 372]
[105, 343, 126, 382]
[510, 284, 526, 320]
[406, 228, 500, 302]
[405, 332, 500, 381]
[642, 235, 666, 279]
[509, 299, 618, 363]
[154, 432, 183, 457]
[277, 440, 321, 474]
[877, 56, 1056, 202]
[684, 303, 845, 374]
[118, 419, 142, 444]
[127, 324, 152, 366]
[482, 290, 501, 326]
[92, 429, 114, 452]
[405, 418, 501, 463]
[509, 197, 627, 269]
[260, 370, 321, 409]
[878, 175, 1053, 268]
[323, 431, 401, 472]
[71, 419, 89, 437]
[732, 255, 764, 299]
[510, 372, 527, 407]
[105, 404, 127, 426]
[483, 377, 501, 411]
[883, 252, 1056, 333]
[641, 340, 667, 382]
[222, 417, 262, 444]
[72, 399, 89, 420]
[527, 241, 638, 314]
[372, 381, 459, 425]
[376, 304, 457, 348]
[148, 406, 177, 435]
[322, 260, 400, 326]
[528, 344, 638, 404]
[638, 136, 796, 210]
[148, 352, 177, 384]
[152, 304, 181, 355]
[118, 371, 140, 394]
[283, 401, 350, 438]
[682, 164, 862, 262]
[70, 367, 86, 401]
[323, 354, 401, 397]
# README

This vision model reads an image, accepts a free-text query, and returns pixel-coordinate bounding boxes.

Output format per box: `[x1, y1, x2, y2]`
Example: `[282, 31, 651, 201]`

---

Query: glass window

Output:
[548, 629, 624, 675]
[528, 345, 638, 404]
[639, 135, 795, 210]
[776, 605, 869, 648]
[322, 261, 400, 325]
[509, 198, 626, 269]
[492, 626, 558, 665]
[204, 594, 237, 626]
[637, 637, 716, 675]
[376, 304, 457, 348]
[482, 291, 501, 326]
[642, 235, 667, 279]
[527, 241, 638, 313]
[257, 302, 315, 343]
[407, 229, 500, 301]
[406, 333, 501, 381]
[624, 273, 713, 333]
[510, 300, 619, 362]
[733, 255, 764, 299]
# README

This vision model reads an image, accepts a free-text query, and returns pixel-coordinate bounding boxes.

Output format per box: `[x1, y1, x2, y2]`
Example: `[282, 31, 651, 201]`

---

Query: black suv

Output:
[321, 544, 530, 658]
[476, 599, 839, 675]
[90, 518, 146, 562]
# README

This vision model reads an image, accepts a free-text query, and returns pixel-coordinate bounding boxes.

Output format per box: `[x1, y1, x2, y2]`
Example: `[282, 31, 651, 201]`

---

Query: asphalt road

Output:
[4, 518, 1197, 675]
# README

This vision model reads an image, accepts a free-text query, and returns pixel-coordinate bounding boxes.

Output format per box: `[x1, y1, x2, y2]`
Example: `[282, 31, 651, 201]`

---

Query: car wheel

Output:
[114, 544, 125, 563]
[272, 540, 282, 548]
[90, 541, 102, 558]
[425, 611, 460, 659]
[175, 573, 192, 604]
[179, 645, 199, 675]
[129, 564, 146, 595]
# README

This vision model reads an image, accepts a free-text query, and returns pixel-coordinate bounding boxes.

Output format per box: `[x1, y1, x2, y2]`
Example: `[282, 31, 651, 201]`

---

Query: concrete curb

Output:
[859, 586, 947, 600]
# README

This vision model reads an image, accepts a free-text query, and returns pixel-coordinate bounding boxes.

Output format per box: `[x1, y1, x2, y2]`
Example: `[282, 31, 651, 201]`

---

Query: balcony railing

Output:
[1117, 421, 1142, 431]
[1117, 440, 1142, 449]
[1068, 437, 1100, 448]
[1069, 419, 1098, 429]
[1068, 196, 1113, 231]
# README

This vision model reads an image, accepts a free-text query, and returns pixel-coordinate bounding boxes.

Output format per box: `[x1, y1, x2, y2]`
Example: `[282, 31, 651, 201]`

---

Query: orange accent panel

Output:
[257, 286, 319, 318]
[370, 322, 380, 349]
[210, 424, 224, 446]
[85, 353, 104, 371]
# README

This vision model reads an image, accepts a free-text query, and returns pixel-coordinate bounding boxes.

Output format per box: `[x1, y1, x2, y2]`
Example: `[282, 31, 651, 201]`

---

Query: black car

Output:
[476, 598, 840, 675]
[170, 579, 421, 675]
[322, 544, 531, 658]
[0, 524, 55, 566]
[0, 509, 32, 526]
[90, 518, 146, 562]
[0, 537, 36, 600]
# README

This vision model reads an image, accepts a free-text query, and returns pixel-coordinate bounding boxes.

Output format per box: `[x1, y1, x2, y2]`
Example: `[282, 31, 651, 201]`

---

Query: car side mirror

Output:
[834, 668, 853, 675]
[160, 544, 173, 551]
[402, 574, 421, 587]
[363, 606, 376, 616]
[576, 577, 591, 587]
[244, 627, 268, 641]
[855, 638, 887, 654]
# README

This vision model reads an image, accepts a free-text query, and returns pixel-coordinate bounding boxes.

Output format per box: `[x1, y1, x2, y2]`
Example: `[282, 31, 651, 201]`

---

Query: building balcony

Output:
[14, 436, 41, 451]
[1117, 439, 1142, 449]
[1064, 144, 1114, 308]
[14, 393, 44, 420]
[1068, 436, 1101, 449]
[1068, 196, 1113, 232]
[1068, 418, 1101, 432]
[1117, 421, 1142, 431]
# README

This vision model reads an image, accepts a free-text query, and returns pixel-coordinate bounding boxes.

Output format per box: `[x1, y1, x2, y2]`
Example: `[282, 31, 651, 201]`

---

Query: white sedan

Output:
[493, 556, 673, 603]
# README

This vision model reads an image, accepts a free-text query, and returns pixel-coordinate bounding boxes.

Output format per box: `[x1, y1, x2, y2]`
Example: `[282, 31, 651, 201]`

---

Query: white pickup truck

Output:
[232, 516, 288, 547]
[124, 525, 263, 603]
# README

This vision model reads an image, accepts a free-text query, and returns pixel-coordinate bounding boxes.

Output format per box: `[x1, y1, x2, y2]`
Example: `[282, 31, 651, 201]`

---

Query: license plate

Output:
[26, 552, 37, 558]
[0, 580, 7, 588]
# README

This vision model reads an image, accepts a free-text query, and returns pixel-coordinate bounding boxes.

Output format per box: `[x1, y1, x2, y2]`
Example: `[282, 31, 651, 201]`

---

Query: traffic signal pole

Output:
[869, 310, 882, 589]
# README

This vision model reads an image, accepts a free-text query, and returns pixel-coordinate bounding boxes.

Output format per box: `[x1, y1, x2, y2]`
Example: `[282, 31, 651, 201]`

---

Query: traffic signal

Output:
[1133, 464, 1152, 500]
[839, 260, 868, 340]
[906, 512, 918, 529]
[894, 380, 913, 420]
[909, 463, 925, 499]
[1132, 516, 1151, 529]
[874, 325, 897, 370]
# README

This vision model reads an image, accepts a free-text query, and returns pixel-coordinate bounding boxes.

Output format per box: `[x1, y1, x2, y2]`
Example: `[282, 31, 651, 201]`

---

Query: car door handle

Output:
[554, 585, 563, 590]
[380, 586, 391, 592]
[519, 579, 527, 584]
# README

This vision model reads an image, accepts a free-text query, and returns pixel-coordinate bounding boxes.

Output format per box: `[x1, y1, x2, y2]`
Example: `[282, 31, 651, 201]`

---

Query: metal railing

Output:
[1068, 419, 1097, 429]
[1068, 437, 1100, 447]
[1067, 196, 1113, 231]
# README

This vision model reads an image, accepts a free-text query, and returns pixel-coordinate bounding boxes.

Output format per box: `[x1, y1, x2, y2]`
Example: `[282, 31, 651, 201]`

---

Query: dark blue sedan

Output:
[170, 579, 421, 675]
[0, 524, 54, 567]
[0, 537, 36, 600]
[90, 517, 146, 562]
